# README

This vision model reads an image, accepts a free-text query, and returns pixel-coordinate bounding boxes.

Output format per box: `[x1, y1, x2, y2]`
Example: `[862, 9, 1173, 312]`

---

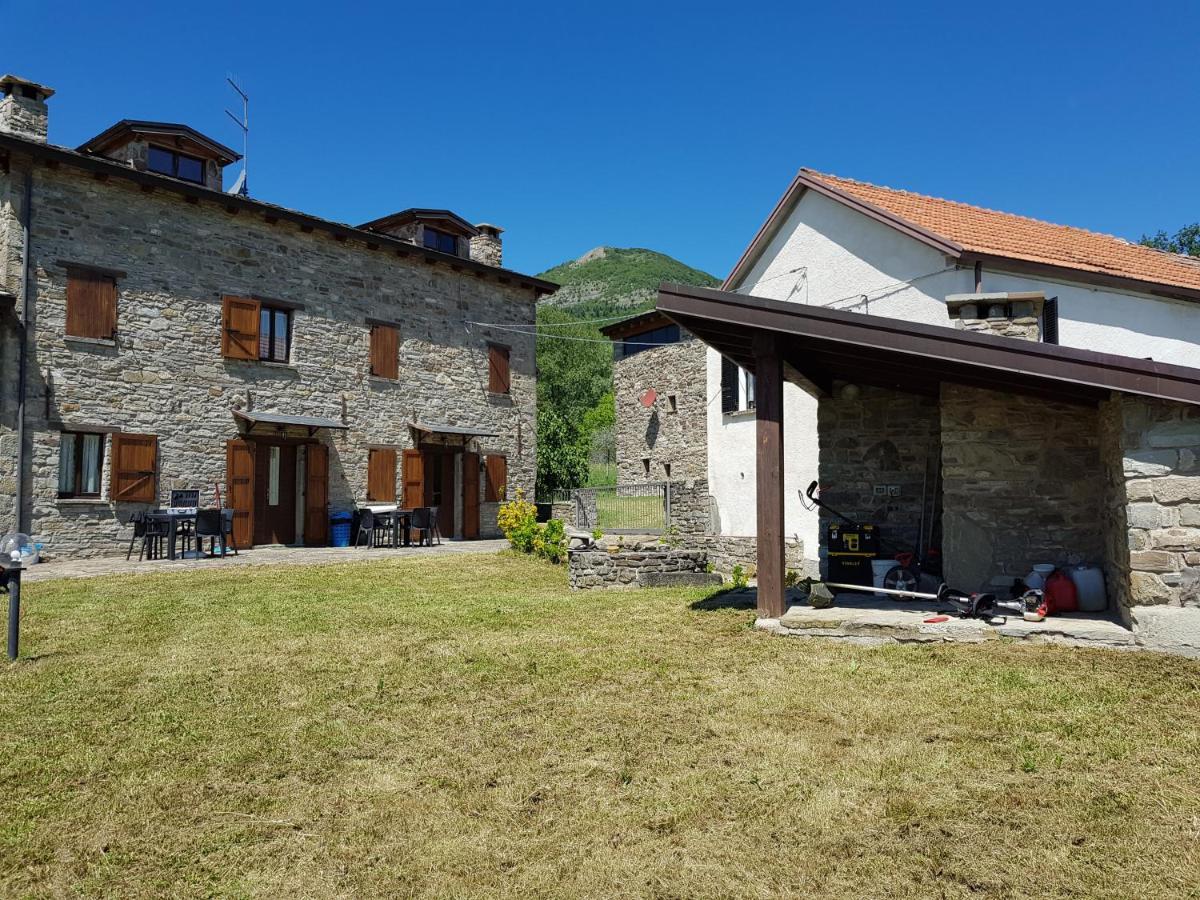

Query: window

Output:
[484, 454, 507, 502]
[222, 297, 297, 363]
[423, 227, 459, 255]
[488, 343, 511, 394]
[367, 448, 397, 502]
[667, 394, 677, 413]
[109, 433, 158, 503]
[642, 458, 651, 476]
[617, 324, 681, 359]
[369, 323, 400, 379]
[267, 446, 281, 506]
[720, 356, 755, 414]
[58, 432, 104, 498]
[147, 145, 205, 185]
[66, 269, 118, 339]
[258, 306, 291, 362]
[663, 462, 671, 479]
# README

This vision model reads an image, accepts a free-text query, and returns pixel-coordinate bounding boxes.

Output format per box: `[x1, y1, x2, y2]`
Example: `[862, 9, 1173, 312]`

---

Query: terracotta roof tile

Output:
[802, 169, 1200, 294]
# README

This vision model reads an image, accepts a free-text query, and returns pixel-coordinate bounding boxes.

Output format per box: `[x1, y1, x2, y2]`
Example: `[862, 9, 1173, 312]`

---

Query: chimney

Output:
[470, 223, 504, 267]
[0, 75, 54, 143]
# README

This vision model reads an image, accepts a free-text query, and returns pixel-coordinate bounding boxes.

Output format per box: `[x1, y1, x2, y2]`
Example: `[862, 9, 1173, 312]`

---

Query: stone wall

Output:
[1100, 393, 1200, 614]
[950, 296, 1041, 342]
[0, 93, 48, 143]
[941, 384, 1104, 592]
[613, 333, 707, 483]
[0, 156, 541, 555]
[568, 541, 708, 590]
[816, 383, 940, 561]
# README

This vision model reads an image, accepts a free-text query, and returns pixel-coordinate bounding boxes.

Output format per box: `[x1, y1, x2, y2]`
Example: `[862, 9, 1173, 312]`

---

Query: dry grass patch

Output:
[1, 551, 1198, 897]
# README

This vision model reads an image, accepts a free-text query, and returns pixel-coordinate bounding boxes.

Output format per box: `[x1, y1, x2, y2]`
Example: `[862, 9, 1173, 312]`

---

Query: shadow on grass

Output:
[690, 589, 756, 612]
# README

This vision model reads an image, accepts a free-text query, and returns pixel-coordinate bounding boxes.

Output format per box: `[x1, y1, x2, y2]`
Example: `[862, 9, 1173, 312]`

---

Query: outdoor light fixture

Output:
[0, 532, 31, 661]
[839, 383, 861, 401]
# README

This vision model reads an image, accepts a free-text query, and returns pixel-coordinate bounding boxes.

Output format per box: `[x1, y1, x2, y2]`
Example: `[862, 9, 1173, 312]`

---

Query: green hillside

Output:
[533, 248, 718, 497]
[537, 246, 720, 320]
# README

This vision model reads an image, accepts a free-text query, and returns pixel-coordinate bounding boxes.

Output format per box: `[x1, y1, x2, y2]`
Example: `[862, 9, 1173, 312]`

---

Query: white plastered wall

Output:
[708, 187, 1200, 565]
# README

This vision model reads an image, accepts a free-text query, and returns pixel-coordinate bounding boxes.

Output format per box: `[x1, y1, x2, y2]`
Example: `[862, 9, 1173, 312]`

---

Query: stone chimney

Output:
[470, 223, 504, 267]
[0, 75, 54, 143]
[946, 291, 1043, 342]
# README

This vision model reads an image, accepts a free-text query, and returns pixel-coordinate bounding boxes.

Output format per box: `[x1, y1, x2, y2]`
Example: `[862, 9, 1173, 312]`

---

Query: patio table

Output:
[145, 507, 198, 561]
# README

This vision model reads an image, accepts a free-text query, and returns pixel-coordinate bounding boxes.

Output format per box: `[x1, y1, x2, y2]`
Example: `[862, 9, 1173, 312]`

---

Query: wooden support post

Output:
[754, 331, 785, 618]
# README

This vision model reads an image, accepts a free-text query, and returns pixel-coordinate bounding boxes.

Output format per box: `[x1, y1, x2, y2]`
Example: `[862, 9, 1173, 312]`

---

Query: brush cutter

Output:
[814, 579, 1044, 623]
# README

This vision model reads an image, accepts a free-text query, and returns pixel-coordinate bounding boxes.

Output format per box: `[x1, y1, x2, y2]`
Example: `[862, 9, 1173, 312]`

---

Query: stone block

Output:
[1148, 527, 1200, 552]
[1130, 571, 1175, 605]
[1180, 505, 1200, 527]
[1151, 477, 1200, 505]
[1124, 449, 1177, 477]
[1125, 479, 1154, 502]
[1129, 550, 1178, 573]
[1128, 503, 1168, 529]
[1146, 421, 1200, 449]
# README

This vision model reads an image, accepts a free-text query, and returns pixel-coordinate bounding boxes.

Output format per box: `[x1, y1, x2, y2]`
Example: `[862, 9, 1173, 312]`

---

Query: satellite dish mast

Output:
[225, 75, 249, 197]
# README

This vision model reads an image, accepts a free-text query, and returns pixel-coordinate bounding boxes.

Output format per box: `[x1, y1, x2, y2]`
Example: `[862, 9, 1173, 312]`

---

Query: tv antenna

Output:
[225, 75, 249, 197]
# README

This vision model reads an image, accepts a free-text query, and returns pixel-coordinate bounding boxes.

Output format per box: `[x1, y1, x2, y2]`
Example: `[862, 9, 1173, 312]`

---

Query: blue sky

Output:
[4, 0, 1197, 278]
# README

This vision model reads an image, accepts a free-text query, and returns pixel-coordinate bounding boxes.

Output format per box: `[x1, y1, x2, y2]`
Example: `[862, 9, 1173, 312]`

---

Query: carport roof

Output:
[656, 282, 1200, 407]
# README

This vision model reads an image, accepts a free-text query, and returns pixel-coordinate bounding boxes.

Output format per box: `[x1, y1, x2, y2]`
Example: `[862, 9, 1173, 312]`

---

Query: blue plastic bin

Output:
[329, 511, 353, 547]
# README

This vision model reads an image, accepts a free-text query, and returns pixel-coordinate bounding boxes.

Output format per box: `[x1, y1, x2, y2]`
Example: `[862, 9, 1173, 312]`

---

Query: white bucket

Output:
[872, 559, 898, 597]
[1070, 565, 1107, 612]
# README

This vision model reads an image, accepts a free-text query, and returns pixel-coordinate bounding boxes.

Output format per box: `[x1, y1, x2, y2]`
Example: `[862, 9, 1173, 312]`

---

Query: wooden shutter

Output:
[66, 271, 117, 339]
[304, 443, 329, 545]
[484, 454, 507, 502]
[402, 449, 425, 509]
[488, 344, 511, 394]
[370, 324, 399, 379]
[462, 452, 480, 539]
[367, 448, 397, 502]
[1042, 297, 1059, 345]
[222, 296, 260, 359]
[226, 438, 255, 548]
[720, 356, 739, 414]
[110, 433, 158, 503]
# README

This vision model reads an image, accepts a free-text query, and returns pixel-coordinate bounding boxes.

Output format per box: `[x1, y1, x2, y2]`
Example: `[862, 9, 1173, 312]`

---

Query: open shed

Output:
[657, 282, 1200, 644]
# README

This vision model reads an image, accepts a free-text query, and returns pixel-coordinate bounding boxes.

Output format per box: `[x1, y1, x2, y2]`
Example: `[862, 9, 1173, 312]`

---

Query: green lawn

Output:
[2, 552, 1199, 898]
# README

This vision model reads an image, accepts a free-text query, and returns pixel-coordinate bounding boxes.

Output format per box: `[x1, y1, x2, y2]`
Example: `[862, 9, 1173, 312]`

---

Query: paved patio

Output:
[22, 539, 510, 584]
[753, 588, 1139, 651]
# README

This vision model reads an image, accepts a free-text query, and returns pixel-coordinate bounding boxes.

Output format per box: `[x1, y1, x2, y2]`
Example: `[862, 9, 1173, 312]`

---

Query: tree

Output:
[1140, 224, 1200, 257]
[535, 408, 589, 500]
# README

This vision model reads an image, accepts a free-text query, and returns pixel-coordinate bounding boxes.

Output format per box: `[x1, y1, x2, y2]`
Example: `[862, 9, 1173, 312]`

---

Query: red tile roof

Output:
[800, 169, 1200, 294]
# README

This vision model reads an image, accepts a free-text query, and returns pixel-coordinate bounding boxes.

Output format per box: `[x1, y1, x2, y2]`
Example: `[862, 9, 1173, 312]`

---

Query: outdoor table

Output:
[364, 505, 412, 548]
[145, 507, 198, 560]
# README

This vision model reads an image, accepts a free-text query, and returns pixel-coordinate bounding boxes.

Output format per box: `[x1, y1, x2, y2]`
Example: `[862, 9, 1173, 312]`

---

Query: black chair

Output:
[220, 508, 239, 555]
[195, 508, 225, 557]
[125, 510, 145, 560]
[372, 511, 395, 548]
[138, 515, 170, 562]
[354, 509, 376, 548]
[428, 506, 443, 545]
[409, 507, 433, 547]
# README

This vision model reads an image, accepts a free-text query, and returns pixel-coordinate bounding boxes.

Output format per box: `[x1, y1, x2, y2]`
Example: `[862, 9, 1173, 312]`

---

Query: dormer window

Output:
[147, 145, 205, 184]
[423, 227, 459, 255]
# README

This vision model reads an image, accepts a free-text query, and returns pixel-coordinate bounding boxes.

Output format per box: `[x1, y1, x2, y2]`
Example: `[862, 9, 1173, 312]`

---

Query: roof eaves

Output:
[0, 131, 557, 294]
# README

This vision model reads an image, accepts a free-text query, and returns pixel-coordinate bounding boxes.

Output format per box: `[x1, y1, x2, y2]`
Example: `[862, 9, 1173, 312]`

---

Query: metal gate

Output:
[574, 482, 668, 534]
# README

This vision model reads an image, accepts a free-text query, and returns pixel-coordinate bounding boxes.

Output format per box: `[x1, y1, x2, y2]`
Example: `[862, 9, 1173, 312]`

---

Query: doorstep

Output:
[754, 588, 1139, 651]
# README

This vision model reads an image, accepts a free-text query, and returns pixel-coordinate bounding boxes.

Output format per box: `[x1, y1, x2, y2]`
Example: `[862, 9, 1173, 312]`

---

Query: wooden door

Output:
[462, 452, 480, 539]
[402, 449, 424, 509]
[226, 438, 255, 549]
[304, 443, 329, 546]
[253, 443, 297, 546]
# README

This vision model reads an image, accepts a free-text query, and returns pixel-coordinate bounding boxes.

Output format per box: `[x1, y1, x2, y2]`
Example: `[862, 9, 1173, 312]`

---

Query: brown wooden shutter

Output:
[370, 324, 399, 379]
[367, 448, 397, 502]
[488, 344, 511, 394]
[66, 271, 117, 339]
[222, 296, 260, 359]
[402, 449, 425, 509]
[226, 438, 255, 548]
[304, 443, 329, 545]
[462, 451, 480, 539]
[484, 454, 507, 502]
[110, 433, 158, 503]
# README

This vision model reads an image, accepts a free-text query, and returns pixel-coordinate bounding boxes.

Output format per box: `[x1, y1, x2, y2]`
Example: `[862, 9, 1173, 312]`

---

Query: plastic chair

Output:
[195, 508, 225, 557]
[220, 508, 239, 555]
[409, 507, 433, 547]
[125, 510, 145, 560]
[428, 506, 443, 545]
[354, 509, 376, 548]
[139, 515, 169, 561]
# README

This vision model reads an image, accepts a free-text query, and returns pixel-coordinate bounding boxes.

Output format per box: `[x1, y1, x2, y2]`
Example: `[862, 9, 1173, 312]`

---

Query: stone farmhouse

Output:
[0, 74, 556, 557]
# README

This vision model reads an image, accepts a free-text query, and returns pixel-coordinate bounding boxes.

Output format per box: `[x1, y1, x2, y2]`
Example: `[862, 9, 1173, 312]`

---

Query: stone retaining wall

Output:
[568, 542, 709, 590]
